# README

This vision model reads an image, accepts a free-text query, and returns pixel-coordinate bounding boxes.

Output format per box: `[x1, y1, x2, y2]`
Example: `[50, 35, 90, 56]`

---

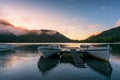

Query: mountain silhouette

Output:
[83, 26, 120, 42]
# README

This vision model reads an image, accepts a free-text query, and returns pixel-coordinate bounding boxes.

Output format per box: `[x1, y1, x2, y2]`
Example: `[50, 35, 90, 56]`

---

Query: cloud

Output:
[0, 25, 28, 36]
[0, 19, 29, 36]
[84, 24, 100, 30]
[115, 20, 120, 26]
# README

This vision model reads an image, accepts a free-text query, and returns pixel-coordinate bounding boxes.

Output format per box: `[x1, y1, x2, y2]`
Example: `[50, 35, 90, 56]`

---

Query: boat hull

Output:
[38, 48, 60, 58]
[0, 46, 14, 52]
[85, 48, 110, 61]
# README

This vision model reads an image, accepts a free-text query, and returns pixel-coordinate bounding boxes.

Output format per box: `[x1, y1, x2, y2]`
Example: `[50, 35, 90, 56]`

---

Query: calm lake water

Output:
[0, 43, 120, 80]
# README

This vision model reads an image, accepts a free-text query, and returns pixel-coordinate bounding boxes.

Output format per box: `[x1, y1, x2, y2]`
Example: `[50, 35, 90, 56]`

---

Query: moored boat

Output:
[80, 45, 110, 61]
[0, 44, 15, 52]
[38, 45, 60, 58]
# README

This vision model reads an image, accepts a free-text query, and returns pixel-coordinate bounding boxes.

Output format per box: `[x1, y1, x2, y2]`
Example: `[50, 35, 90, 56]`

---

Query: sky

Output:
[0, 0, 120, 40]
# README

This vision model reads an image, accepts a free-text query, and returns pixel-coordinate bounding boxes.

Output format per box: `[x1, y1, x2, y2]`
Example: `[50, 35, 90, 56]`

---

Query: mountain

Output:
[83, 26, 120, 42]
[0, 19, 73, 42]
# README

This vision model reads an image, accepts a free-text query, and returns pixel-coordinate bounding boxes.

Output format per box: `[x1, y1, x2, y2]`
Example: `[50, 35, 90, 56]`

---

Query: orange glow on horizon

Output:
[7, 20, 21, 27]
[93, 31, 101, 36]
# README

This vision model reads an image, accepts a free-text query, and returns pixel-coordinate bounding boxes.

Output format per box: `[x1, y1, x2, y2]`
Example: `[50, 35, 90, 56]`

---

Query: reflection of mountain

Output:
[0, 19, 73, 42]
[110, 44, 120, 54]
[85, 58, 112, 78]
[15, 45, 40, 53]
[38, 56, 59, 74]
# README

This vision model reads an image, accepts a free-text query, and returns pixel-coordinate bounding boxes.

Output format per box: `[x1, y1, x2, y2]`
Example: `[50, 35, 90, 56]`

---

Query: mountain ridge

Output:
[0, 19, 120, 42]
[83, 26, 120, 42]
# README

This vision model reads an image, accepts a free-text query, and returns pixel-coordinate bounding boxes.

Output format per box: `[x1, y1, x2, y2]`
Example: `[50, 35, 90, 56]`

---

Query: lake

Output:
[0, 43, 120, 80]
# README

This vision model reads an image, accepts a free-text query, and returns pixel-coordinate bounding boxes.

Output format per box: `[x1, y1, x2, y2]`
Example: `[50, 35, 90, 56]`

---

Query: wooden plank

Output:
[71, 49, 86, 68]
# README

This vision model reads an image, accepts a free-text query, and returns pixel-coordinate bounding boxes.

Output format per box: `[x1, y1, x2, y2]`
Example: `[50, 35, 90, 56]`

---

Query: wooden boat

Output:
[80, 45, 110, 61]
[0, 44, 14, 52]
[38, 45, 60, 58]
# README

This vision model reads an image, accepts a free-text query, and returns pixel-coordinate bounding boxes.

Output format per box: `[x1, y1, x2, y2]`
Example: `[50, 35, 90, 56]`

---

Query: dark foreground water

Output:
[0, 43, 120, 80]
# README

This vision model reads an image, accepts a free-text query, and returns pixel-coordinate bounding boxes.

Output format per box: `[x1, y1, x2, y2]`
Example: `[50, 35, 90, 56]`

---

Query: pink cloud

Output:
[0, 25, 28, 36]
[115, 20, 120, 26]
[93, 31, 101, 35]
[0, 19, 29, 36]
[84, 24, 100, 30]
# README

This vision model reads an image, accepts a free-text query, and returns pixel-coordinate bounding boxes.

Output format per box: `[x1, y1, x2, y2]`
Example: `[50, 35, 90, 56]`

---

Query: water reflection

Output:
[0, 51, 15, 68]
[60, 53, 86, 68]
[60, 54, 74, 64]
[38, 52, 86, 74]
[38, 52, 113, 80]
[0, 43, 120, 80]
[0, 45, 39, 70]
[38, 56, 60, 74]
[15, 45, 39, 53]
[85, 58, 112, 79]
[110, 44, 120, 54]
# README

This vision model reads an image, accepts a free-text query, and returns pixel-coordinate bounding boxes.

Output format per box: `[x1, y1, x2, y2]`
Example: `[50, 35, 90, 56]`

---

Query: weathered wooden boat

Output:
[80, 45, 110, 61]
[38, 45, 60, 58]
